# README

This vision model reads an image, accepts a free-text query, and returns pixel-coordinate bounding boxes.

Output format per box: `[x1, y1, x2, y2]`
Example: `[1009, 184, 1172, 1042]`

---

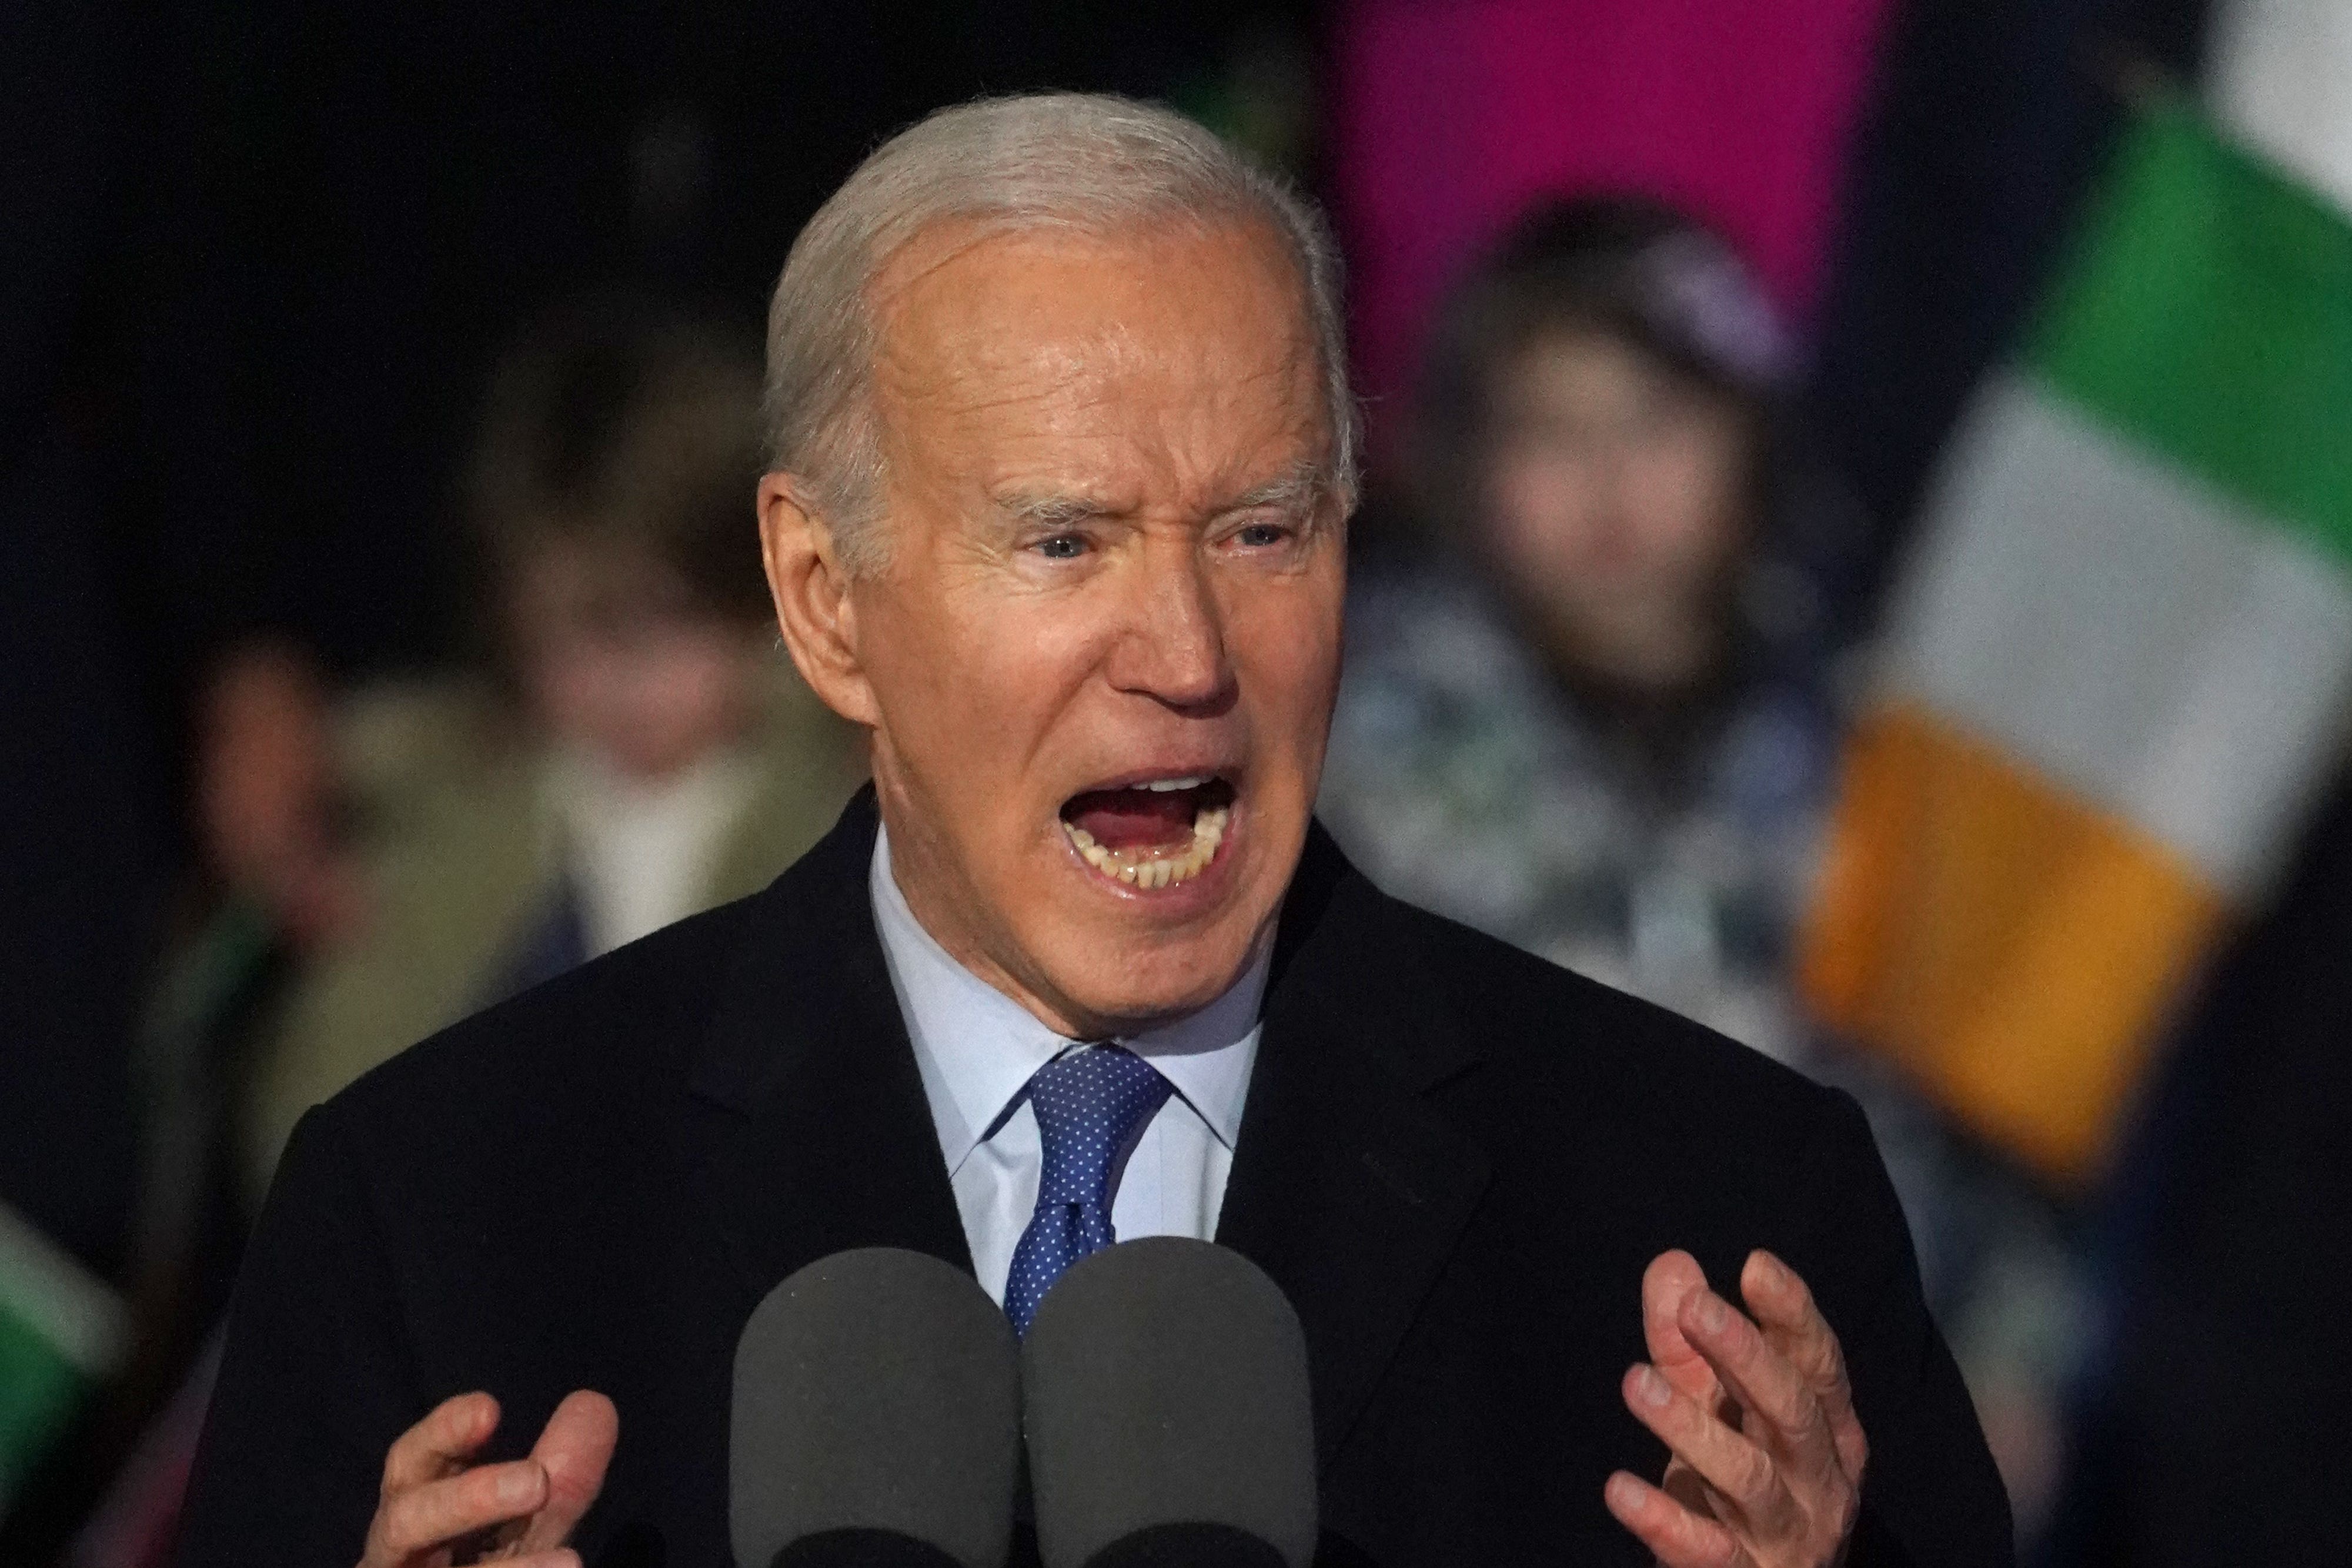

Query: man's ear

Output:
[758, 473, 880, 728]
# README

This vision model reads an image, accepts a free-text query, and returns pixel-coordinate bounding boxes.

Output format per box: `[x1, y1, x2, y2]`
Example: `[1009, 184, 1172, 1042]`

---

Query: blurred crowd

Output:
[4, 1, 2344, 1564]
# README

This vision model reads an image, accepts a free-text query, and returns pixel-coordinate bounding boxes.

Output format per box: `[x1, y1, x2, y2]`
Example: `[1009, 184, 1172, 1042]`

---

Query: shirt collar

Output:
[869, 825, 1267, 1175]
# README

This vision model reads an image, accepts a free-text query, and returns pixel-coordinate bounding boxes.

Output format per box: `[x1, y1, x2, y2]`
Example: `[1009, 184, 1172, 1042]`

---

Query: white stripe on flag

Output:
[2209, 0, 2352, 214]
[1880, 373, 2352, 895]
[0, 1201, 125, 1380]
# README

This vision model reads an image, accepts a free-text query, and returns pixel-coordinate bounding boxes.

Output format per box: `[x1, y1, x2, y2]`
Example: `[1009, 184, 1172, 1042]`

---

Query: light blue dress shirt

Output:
[869, 827, 1268, 1305]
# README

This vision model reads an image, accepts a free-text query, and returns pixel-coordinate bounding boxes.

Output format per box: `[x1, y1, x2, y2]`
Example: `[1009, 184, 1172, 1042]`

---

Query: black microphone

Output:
[1021, 1238, 1317, 1568]
[731, 1247, 1022, 1568]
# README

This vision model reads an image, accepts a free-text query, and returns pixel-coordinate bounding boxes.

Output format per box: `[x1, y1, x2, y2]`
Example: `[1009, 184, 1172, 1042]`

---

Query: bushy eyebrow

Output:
[996, 491, 1117, 531]
[991, 460, 1329, 533]
[1220, 460, 1327, 517]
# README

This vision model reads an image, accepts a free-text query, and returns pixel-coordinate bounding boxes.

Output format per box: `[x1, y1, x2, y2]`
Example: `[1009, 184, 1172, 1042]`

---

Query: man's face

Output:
[811, 219, 1345, 1037]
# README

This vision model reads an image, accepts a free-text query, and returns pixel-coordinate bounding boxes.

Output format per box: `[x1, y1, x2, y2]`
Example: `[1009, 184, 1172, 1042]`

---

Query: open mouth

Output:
[1058, 774, 1235, 891]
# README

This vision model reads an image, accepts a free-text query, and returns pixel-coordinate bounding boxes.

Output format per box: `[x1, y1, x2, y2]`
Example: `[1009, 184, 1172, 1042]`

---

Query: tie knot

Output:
[1026, 1045, 1173, 1206]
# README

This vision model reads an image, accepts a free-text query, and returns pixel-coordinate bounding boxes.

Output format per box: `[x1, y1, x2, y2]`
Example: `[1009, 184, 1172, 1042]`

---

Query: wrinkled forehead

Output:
[864, 216, 1334, 487]
[867, 206, 1311, 327]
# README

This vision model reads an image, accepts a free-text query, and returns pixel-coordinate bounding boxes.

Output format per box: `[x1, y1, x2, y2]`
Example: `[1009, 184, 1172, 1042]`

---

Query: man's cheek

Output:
[1244, 631, 1345, 723]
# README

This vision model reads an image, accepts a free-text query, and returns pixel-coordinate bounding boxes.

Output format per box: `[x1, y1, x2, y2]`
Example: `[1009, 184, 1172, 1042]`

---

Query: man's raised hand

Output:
[358, 1389, 617, 1568]
[1604, 1249, 1867, 1568]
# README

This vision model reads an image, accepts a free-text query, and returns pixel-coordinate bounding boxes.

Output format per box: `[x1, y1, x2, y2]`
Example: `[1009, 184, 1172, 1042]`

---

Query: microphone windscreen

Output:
[1020, 1238, 1317, 1568]
[731, 1247, 1021, 1568]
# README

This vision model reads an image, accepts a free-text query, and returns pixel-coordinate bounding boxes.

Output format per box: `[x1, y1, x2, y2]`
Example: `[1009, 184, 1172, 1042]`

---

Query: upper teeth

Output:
[1140, 775, 1211, 792]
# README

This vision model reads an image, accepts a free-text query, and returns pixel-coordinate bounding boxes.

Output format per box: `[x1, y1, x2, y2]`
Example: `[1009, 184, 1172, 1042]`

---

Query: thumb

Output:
[514, 1390, 619, 1552]
[1641, 1250, 1721, 1406]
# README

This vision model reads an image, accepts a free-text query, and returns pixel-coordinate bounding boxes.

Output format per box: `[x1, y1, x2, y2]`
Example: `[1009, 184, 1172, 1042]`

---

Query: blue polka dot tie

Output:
[1002, 1044, 1173, 1336]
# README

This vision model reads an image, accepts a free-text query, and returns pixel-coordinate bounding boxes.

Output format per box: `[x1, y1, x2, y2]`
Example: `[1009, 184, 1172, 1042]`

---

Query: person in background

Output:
[229, 296, 866, 1205]
[1318, 195, 2090, 1539]
[52, 297, 863, 1568]
[1320, 194, 1843, 1063]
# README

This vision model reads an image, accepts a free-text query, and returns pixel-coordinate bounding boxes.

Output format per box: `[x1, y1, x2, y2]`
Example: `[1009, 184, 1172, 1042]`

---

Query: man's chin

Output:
[1033, 926, 1268, 1037]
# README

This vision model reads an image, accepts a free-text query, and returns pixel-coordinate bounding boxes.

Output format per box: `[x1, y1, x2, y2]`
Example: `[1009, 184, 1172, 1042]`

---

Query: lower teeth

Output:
[1064, 804, 1228, 888]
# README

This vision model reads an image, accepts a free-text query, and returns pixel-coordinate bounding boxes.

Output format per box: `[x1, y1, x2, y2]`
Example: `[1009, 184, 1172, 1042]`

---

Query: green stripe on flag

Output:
[2024, 103, 2352, 564]
[0, 1203, 125, 1510]
[0, 1301, 91, 1510]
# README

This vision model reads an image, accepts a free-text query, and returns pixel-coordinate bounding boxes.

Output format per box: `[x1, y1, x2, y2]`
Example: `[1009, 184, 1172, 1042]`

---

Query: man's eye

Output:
[1234, 521, 1292, 549]
[1035, 534, 1088, 560]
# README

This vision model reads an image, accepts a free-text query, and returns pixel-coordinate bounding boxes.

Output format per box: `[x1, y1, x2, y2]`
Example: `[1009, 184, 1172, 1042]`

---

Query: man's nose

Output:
[1107, 548, 1236, 714]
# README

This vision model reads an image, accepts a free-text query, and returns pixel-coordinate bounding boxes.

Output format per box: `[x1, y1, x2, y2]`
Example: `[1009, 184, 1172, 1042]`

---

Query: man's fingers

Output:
[513, 1390, 620, 1552]
[380, 1391, 500, 1493]
[1677, 1287, 1841, 1483]
[1643, 1250, 1722, 1405]
[1617, 1253, 1865, 1567]
[1659, 1456, 1715, 1518]
[1741, 1251, 1867, 1480]
[366, 1459, 547, 1564]
[1621, 1364, 1798, 1537]
[1604, 1469, 1757, 1568]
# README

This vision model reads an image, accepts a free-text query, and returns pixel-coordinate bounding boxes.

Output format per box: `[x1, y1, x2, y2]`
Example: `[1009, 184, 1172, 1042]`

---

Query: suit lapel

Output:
[682, 795, 1492, 1468]
[1216, 825, 1493, 1469]
[684, 788, 973, 1309]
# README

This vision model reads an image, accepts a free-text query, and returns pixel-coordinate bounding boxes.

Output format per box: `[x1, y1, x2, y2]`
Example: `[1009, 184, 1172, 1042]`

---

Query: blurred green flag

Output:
[0, 1201, 125, 1515]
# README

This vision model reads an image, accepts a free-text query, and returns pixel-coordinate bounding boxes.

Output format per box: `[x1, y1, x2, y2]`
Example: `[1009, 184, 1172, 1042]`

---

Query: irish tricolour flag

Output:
[1800, 100, 2352, 1185]
[1, 1201, 124, 1514]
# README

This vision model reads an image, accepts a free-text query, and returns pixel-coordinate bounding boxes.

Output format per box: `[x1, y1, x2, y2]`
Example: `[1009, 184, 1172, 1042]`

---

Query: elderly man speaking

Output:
[178, 96, 2006, 1568]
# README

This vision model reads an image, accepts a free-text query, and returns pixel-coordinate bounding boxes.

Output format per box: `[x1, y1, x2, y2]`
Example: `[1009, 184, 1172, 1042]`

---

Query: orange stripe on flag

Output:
[1798, 703, 2227, 1185]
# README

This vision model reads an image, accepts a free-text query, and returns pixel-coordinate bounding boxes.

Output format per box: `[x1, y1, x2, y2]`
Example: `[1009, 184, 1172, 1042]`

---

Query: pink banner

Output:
[1334, 0, 1893, 456]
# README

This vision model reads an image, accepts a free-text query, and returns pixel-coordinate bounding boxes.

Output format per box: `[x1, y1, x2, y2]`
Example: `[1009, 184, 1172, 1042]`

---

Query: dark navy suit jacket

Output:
[179, 790, 2010, 1566]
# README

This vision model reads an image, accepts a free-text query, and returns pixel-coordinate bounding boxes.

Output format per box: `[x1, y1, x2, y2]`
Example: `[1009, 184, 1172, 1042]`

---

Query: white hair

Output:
[762, 92, 1358, 574]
